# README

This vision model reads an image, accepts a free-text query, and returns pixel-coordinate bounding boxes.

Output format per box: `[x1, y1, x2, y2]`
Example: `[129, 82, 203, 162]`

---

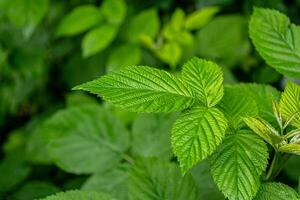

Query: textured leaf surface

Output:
[75, 66, 195, 113]
[249, 8, 300, 78]
[128, 159, 200, 200]
[132, 113, 177, 158]
[279, 143, 300, 155]
[39, 190, 116, 200]
[172, 106, 227, 173]
[218, 85, 258, 130]
[182, 57, 224, 107]
[56, 5, 102, 36]
[211, 130, 269, 200]
[82, 24, 118, 57]
[44, 105, 129, 174]
[279, 82, 300, 128]
[254, 182, 300, 200]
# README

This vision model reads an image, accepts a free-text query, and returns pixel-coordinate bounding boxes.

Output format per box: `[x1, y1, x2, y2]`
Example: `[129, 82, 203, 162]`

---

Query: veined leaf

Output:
[243, 117, 282, 148]
[56, 5, 102, 36]
[74, 66, 195, 113]
[211, 130, 269, 200]
[249, 8, 300, 78]
[218, 85, 258, 130]
[182, 57, 224, 107]
[39, 190, 116, 200]
[44, 105, 129, 174]
[279, 81, 300, 128]
[279, 143, 300, 155]
[128, 159, 200, 200]
[254, 182, 300, 200]
[172, 106, 227, 173]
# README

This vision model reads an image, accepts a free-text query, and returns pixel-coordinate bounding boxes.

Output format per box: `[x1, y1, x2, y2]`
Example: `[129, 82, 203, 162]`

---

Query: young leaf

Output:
[82, 24, 118, 57]
[172, 106, 227, 173]
[125, 8, 160, 42]
[128, 159, 200, 200]
[39, 190, 116, 200]
[254, 182, 300, 200]
[44, 105, 129, 174]
[249, 8, 300, 78]
[56, 5, 102, 36]
[211, 130, 269, 200]
[182, 57, 224, 107]
[279, 143, 300, 155]
[185, 6, 219, 30]
[155, 42, 182, 68]
[101, 0, 126, 25]
[218, 85, 258, 130]
[74, 66, 195, 113]
[279, 81, 300, 128]
[243, 117, 282, 148]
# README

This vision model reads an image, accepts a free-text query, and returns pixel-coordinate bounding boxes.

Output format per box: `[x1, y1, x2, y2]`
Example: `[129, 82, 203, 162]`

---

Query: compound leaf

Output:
[211, 130, 268, 200]
[182, 57, 224, 107]
[249, 8, 300, 78]
[279, 81, 300, 128]
[74, 66, 195, 113]
[254, 182, 300, 200]
[172, 106, 227, 173]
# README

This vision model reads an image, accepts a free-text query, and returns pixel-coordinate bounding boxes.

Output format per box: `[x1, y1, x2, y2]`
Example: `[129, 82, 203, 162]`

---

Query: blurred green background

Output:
[0, 0, 300, 199]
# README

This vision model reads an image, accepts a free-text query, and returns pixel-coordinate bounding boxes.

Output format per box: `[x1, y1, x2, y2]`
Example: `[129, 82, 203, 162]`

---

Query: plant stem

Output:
[265, 152, 278, 180]
[122, 153, 135, 165]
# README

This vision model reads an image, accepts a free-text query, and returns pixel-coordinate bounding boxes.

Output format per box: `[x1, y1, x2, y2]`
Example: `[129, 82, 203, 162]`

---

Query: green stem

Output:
[265, 152, 278, 180]
[122, 153, 135, 165]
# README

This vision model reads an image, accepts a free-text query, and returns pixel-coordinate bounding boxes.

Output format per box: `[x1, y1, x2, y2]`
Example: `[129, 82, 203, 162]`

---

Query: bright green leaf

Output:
[211, 130, 269, 200]
[56, 5, 102, 36]
[185, 6, 219, 30]
[101, 0, 126, 25]
[44, 105, 129, 174]
[170, 8, 185, 31]
[39, 190, 116, 200]
[155, 42, 182, 68]
[218, 85, 258, 130]
[254, 182, 300, 200]
[126, 8, 160, 42]
[172, 106, 227, 173]
[249, 8, 300, 78]
[279, 143, 300, 155]
[74, 66, 195, 113]
[182, 57, 224, 107]
[279, 81, 300, 128]
[128, 159, 200, 200]
[82, 24, 118, 57]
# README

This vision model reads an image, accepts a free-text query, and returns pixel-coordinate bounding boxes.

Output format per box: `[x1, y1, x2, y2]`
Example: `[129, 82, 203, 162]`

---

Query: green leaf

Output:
[131, 113, 177, 158]
[279, 143, 300, 155]
[155, 42, 182, 68]
[172, 106, 227, 173]
[185, 6, 219, 30]
[126, 8, 160, 42]
[82, 165, 129, 199]
[74, 66, 195, 113]
[218, 85, 258, 130]
[44, 105, 129, 174]
[211, 130, 269, 200]
[56, 5, 102, 36]
[249, 8, 300, 78]
[243, 117, 282, 148]
[190, 160, 225, 200]
[170, 8, 185, 31]
[182, 57, 224, 107]
[279, 81, 300, 128]
[128, 159, 200, 200]
[12, 181, 60, 200]
[254, 182, 300, 200]
[101, 0, 126, 25]
[39, 190, 116, 200]
[107, 43, 141, 71]
[82, 24, 118, 57]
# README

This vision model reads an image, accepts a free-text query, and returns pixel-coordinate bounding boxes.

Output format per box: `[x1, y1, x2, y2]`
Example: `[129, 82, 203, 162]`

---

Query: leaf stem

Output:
[265, 151, 278, 180]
